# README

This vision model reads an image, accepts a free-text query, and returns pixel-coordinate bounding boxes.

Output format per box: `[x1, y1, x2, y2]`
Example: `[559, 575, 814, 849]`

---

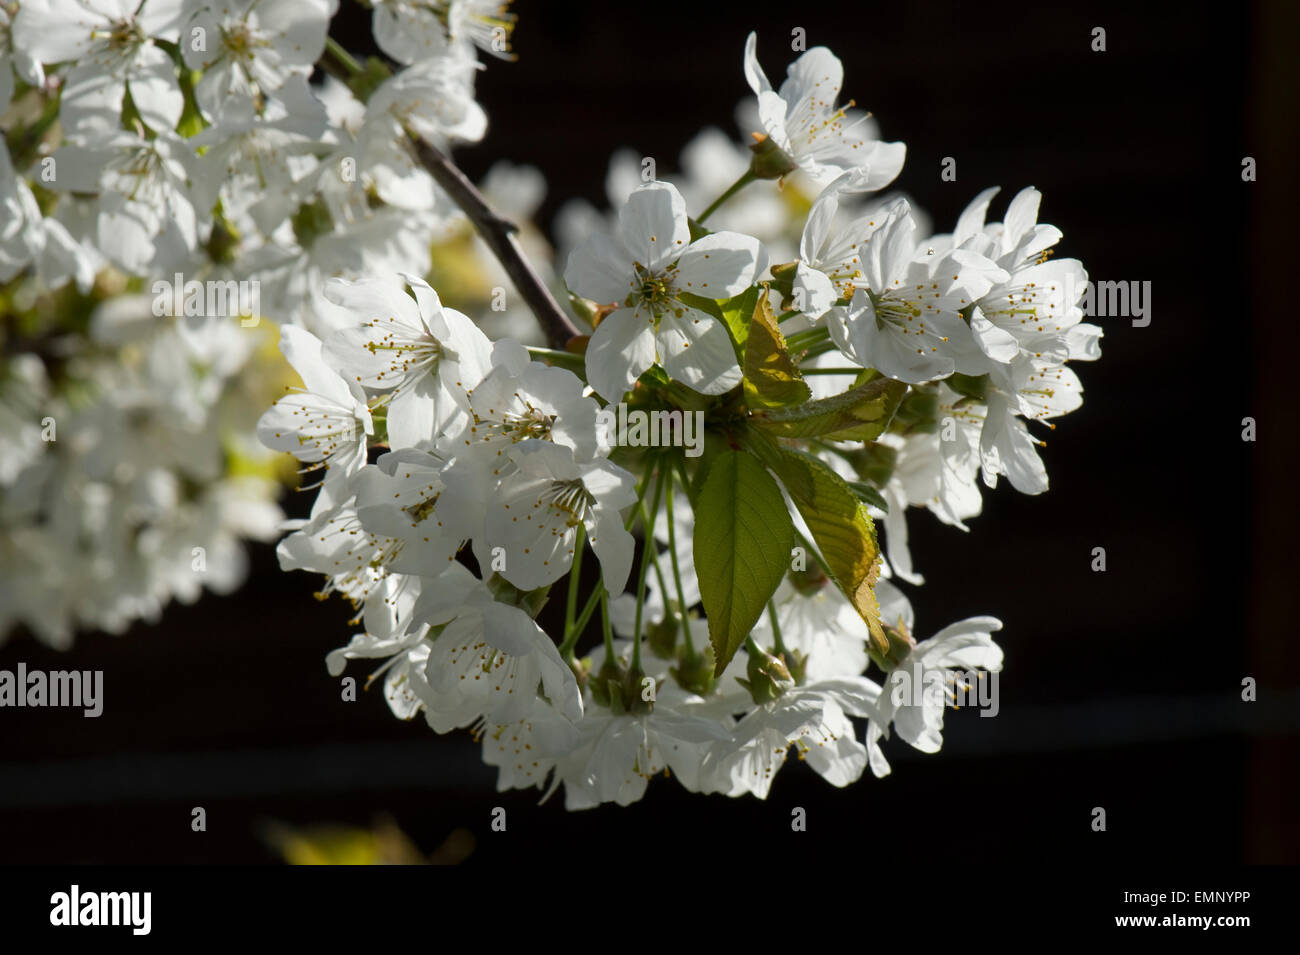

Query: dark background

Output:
[1, 0, 1296, 866]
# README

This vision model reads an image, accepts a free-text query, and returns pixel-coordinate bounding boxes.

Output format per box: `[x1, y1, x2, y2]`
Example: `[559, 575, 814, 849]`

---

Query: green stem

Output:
[632, 464, 667, 671]
[558, 464, 655, 659]
[526, 346, 586, 373]
[663, 463, 695, 655]
[563, 523, 587, 641]
[325, 36, 363, 76]
[634, 488, 674, 629]
[561, 583, 605, 657]
[796, 341, 841, 362]
[783, 329, 829, 353]
[697, 169, 756, 224]
[767, 601, 787, 656]
[599, 590, 616, 663]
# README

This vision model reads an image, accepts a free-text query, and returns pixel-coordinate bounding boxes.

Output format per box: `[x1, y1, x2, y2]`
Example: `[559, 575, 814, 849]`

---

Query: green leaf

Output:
[743, 288, 812, 409]
[749, 376, 907, 441]
[848, 481, 889, 512]
[745, 434, 888, 654]
[717, 285, 761, 353]
[693, 449, 796, 676]
[679, 431, 729, 510]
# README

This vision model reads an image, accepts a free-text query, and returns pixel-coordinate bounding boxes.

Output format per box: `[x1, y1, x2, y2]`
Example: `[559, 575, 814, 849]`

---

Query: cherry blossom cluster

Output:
[0, 0, 524, 643]
[1, 4, 1101, 805]
[256, 30, 1100, 806]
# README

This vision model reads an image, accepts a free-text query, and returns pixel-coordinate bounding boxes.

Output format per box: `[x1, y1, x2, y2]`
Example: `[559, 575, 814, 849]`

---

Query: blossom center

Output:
[502, 404, 554, 442]
[541, 479, 592, 527]
[98, 18, 144, 53]
[221, 23, 262, 62]
[873, 292, 923, 330]
[626, 263, 679, 316]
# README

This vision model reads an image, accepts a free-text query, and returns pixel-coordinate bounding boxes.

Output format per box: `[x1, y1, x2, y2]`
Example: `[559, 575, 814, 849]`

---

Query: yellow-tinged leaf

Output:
[750, 376, 906, 441]
[743, 287, 812, 408]
[746, 434, 888, 654]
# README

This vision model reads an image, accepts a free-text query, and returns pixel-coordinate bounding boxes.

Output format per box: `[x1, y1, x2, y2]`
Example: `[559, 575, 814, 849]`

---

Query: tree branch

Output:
[407, 132, 582, 350]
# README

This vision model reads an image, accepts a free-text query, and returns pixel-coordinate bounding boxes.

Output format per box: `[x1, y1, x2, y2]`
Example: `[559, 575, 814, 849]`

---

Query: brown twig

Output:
[407, 132, 582, 349]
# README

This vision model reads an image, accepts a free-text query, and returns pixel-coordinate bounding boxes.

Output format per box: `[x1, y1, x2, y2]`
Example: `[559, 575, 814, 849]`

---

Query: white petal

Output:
[58, 64, 125, 135]
[617, 181, 689, 273]
[587, 511, 634, 596]
[127, 43, 185, 131]
[583, 306, 656, 401]
[955, 187, 1001, 245]
[386, 380, 439, 449]
[674, 231, 764, 299]
[853, 140, 907, 192]
[969, 306, 1019, 364]
[1003, 186, 1041, 249]
[12, 1, 98, 62]
[755, 90, 792, 153]
[793, 263, 837, 318]
[779, 46, 844, 114]
[1065, 323, 1103, 361]
[657, 308, 741, 395]
[742, 31, 771, 95]
[279, 325, 354, 408]
[562, 233, 634, 305]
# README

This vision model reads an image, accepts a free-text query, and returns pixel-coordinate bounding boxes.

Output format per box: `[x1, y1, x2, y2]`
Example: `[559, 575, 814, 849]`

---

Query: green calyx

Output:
[670, 643, 717, 697]
[735, 639, 794, 704]
[589, 657, 655, 715]
[866, 620, 916, 672]
[485, 574, 551, 619]
[748, 135, 798, 181]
